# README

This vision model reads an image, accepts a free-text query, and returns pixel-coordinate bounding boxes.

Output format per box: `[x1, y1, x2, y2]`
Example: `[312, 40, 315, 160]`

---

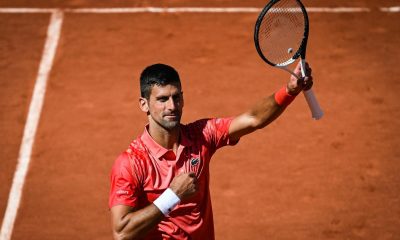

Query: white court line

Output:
[380, 6, 400, 12]
[0, 7, 383, 14]
[0, 10, 64, 240]
[70, 7, 371, 13]
[0, 8, 55, 13]
[68, 7, 261, 13]
[307, 7, 370, 13]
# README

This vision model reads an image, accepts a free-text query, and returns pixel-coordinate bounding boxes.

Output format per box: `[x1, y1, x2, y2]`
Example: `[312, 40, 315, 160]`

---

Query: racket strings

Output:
[258, 0, 305, 65]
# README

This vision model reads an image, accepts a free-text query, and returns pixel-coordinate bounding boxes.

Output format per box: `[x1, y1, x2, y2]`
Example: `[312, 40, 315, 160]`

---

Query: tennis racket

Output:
[254, 0, 323, 120]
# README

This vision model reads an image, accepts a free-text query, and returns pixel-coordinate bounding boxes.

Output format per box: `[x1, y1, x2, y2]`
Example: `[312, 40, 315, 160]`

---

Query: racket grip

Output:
[303, 89, 323, 120]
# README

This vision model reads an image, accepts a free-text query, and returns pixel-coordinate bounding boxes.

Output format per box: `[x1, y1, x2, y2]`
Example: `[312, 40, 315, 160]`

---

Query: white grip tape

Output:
[153, 188, 181, 216]
[300, 59, 324, 120]
[303, 89, 324, 120]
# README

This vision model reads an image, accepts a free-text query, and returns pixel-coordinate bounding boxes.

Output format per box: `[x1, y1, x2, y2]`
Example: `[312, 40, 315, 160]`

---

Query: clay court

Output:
[1, 0, 399, 239]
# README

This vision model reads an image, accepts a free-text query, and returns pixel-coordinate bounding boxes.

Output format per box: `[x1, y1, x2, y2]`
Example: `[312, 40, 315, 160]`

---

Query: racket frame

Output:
[254, 0, 323, 120]
[254, 0, 309, 68]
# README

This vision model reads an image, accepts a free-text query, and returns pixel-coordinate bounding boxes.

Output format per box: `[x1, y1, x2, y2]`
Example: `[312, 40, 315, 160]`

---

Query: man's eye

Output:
[158, 98, 167, 102]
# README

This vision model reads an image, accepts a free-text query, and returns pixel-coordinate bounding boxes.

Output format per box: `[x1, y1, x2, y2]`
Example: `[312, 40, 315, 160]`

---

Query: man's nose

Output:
[166, 97, 177, 110]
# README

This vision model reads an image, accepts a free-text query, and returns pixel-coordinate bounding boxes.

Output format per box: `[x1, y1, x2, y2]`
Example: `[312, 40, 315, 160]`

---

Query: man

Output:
[109, 63, 313, 239]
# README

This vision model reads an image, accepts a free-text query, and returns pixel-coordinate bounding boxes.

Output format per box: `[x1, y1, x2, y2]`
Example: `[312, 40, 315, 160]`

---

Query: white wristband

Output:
[153, 188, 181, 216]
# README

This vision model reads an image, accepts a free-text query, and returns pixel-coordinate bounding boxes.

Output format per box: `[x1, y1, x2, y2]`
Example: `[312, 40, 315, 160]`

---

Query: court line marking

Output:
[0, 10, 64, 240]
[70, 7, 372, 13]
[70, 7, 262, 13]
[0, 8, 54, 13]
[380, 6, 400, 12]
[2, 6, 399, 14]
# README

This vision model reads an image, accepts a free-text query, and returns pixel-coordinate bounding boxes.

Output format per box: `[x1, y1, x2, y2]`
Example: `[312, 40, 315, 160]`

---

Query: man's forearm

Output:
[248, 93, 286, 129]
[112, 204, 163, 240]
[228, 90, 295, 141]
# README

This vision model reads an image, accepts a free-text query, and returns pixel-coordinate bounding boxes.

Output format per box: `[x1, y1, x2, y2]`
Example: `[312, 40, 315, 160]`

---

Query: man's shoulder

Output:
[127, 138, 150, 161]
[114, 138, 149, 167]
[183, 117, 233, 133]
[183, 118, 211, 130]
[181, 118, 211, 137]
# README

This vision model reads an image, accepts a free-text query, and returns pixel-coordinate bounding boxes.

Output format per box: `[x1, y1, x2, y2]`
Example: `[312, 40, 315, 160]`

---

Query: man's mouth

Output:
[164, 114, 178, 120]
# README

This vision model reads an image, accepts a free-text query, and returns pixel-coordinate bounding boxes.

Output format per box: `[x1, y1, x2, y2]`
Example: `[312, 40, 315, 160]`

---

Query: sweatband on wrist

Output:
[153, 188, 181, 216]
[274, 86, 296, 106]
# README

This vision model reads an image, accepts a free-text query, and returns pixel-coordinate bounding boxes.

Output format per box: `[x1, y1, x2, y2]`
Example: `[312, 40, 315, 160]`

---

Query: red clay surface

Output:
[1, 1, 399, 239]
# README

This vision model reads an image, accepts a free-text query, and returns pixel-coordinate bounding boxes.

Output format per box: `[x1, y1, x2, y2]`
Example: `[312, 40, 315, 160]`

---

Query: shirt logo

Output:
[116, 189, 130, 196]
[190, 157, 200, 167]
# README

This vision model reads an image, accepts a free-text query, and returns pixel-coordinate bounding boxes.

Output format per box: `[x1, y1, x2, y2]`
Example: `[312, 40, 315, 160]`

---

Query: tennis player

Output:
[109, 63, 313, 240]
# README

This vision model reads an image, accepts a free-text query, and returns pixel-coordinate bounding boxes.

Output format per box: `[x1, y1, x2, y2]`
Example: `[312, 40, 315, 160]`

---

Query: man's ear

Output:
[139, 97, 149, 113]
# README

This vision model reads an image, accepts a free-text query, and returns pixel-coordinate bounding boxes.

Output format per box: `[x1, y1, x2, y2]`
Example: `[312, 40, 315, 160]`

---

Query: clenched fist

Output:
[169, 172, 198, 200]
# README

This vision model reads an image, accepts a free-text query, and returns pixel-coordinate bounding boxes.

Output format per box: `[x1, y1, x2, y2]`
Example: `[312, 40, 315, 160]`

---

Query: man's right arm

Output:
[110, 172, 198, 240]
[111, 204, 163, 240]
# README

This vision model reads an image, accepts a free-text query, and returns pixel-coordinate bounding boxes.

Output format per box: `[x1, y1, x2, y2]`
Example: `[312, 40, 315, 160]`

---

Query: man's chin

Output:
[162, 120, 180, 130]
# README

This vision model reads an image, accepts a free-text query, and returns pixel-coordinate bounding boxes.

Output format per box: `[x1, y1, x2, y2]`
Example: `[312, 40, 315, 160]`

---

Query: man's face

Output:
[141, 84, 184, 130]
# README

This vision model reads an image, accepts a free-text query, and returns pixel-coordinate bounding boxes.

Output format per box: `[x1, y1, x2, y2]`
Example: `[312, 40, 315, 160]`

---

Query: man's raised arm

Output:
[229, 62, 313, 142]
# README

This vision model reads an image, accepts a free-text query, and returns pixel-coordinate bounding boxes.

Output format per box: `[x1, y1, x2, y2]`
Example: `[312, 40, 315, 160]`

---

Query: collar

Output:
[140, 124, 193, 160]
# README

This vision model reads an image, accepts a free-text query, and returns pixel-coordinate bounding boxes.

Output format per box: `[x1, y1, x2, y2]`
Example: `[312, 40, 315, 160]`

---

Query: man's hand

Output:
[287, 61, 313, 96]
[169, 172, 198, 200]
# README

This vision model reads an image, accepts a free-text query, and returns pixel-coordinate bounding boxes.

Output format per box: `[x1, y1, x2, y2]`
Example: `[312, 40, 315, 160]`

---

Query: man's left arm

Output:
[228, 62, 313, 142]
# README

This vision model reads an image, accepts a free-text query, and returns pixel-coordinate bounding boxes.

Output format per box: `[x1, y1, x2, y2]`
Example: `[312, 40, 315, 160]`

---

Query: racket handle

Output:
[303, 88, 323, 120]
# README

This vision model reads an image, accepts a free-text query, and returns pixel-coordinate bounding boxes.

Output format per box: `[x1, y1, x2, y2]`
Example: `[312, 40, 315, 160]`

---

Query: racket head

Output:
[254, 0, 309, 67]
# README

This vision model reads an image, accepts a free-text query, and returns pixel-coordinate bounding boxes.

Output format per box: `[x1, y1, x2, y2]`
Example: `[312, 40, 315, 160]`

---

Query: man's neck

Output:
[147, 123, 180, 153]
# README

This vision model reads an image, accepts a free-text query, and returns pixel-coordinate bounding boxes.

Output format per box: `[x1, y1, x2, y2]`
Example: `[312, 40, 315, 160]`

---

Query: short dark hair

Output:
[140, 63, 181, 99]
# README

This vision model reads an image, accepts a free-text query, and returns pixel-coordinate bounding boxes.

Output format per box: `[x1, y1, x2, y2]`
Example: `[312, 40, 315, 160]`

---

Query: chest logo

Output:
[190, 157, 200, 167]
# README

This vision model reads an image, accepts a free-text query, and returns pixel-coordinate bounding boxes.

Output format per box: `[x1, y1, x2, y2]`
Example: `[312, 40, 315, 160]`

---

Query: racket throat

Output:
[300, 58, 306, 77]
[277, 65, 300, 79]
